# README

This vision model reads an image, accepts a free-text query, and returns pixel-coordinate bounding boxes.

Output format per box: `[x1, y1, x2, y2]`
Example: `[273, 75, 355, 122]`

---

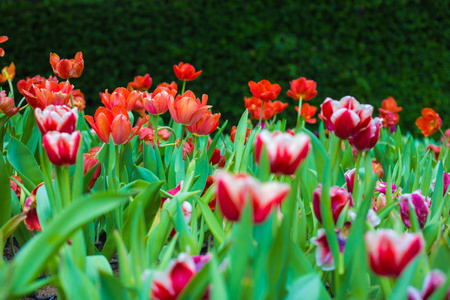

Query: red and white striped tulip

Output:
[254, 130, 311, 175]
[23, 183, 44, 231]
[215, 170, 290, 224]
[313, 184, 354, 224]
[399, 190, 430, 229]
[408, 269, 450, 300]
[42, 131, 81, 166]
[365, 229, 425, 277]
[349, 117, 382, 152]
[311, 228, 347, 271]
[35, 105, 78, 135]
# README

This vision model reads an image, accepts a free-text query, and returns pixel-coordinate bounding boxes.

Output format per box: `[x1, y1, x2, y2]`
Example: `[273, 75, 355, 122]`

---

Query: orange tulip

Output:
[142, 87, 174, 115]
[49, 52, 84, 79]
[0, 62, 15, 83]
[381, 96, 402, 113]
[0, 36, 8, 57]
[416, 108, 442, 137]
[0, 90, 19, 116]
[379, 96, 402, 129]
[186, 110, 221, 136]
[85, 105, 148, 145]
[295, 103, 317, 124]
[168, 90, 211, 126]
[248, 79, 281, 102]
[17, 75, 58, 101]
[230, 125, 252, 144]
[287, 77, 318, 101]
[173, 62, 202, 81]
[100, 87, 142, 112]
[72, 89, 86, 111]
[157, 81, 178, 94]
[244, 96, 287, 121]
[127, 73, 152, 91]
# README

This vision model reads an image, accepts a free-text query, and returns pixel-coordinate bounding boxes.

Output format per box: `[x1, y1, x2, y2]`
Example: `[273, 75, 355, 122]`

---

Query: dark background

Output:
[0, 0, 449, 135]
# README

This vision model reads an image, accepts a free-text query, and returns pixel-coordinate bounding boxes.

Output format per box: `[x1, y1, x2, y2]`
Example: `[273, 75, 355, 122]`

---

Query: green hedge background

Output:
[0, 0, 449, 135]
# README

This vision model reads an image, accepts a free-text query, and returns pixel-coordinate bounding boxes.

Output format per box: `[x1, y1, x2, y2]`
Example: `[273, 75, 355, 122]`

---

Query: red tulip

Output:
[313, 184, 354, 224]
[0, 90, 19, 116]
[426, 144, 441, 161]
[127, 73, 152, 91]
[49, 52, 84, 79]
[23, 183, 45, 231]
[20, 80, 73, 110]
[295, 103, 318, 124]
[248, 79, 281, 102]
[215, 170, 290, 224]
[319, 96, 374, 140]
[142, 88, 173, 115]
[244, 96, 287, 121]
[398, 190, 430, 229]
[100, 87, 142, 112]
[83, 150, 101, 190]
[0, 62, 15, 83]
[17, 75, 58, 108]
[230, 125, 252, 144]
[209, 148, 225, 168]
[0, 36, 8, 57]
[416, 108, 442, 137]
[287, 77, 318, 101]
[173, 62, 202, 81]
[35, 105, 78, 135]
[349, 117, 382, 152]
[10, 175, 23, 199]
[408, 269, 450, 300]
[42, 131, 81, 166]
[85, 105, 148, 145]
[168, 91, 211, 126]
[365, 230, 424, 277]
[186, 110, 221, 136]
[255, 130, 310, 175]
[311, 228, 347, 271]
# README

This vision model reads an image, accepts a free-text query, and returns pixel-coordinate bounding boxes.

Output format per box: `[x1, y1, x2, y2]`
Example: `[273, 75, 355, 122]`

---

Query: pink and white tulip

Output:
[42, 131, 81, 166]
[398, 190, 430, 229]
[35, 105, 78, 135]
[408, 269, 450, 300]
[311, 228, 347, 271]
[254, 130, 310, 175]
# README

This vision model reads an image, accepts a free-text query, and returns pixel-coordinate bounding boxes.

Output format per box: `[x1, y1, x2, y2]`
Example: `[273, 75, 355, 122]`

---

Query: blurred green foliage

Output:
[0, 0, 448, 134]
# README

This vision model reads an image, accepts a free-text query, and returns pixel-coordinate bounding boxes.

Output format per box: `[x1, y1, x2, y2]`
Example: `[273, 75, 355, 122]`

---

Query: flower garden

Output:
[0, 36, 450, 299]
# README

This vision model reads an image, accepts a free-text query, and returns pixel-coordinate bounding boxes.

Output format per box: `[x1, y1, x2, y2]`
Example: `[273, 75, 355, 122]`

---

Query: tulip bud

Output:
[313, 184, 354, 224]
[142, 89, 172, 115]
[42, 131, 81, 166]
[186, 110, 221, 136]
[373, 193, 387, 212]
[398, 190, 430, 229]
[23, 183, 45, 231]
[35, 105, 78, 135]
[349, 117, 382, 152]
[375, 182, 397, 194]
[365, 229, 424, 277]
[344, 168, 357, 193]
[0, 90, 19, 116]
[83, 153, 101, 190]
[173, 62, 202, 81]
[311, 228, 347, 271]
[248, 79, 281, 102]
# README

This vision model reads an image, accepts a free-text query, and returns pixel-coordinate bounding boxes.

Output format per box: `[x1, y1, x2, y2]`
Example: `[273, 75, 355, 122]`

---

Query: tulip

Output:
[202, 175, 217, 210]
[168, 90, 211, 126]
[372, 160, 384, 179]
[42, 131, 81, 166]
[319, 96, 374, 140]
[142, 88, 173, 115]
[10, 175, 23, 199]
[100, 87, 142, 112]
[209, 148, 225, 168]
[311, 228, 347, 271]
[20, 80, 73, 109]
[287, 77, 318, 101]
[35, 105, 78, 135]
[49, 52, 84, 79]
[313, 184, 354, 224]
[72, 89, 86, 111]
[373, 194, 387, 212]
[398, 190, 430, 229]
[157, 81, 178, 94]
[408, 269, 450, 300]
[127, 73, 152, 91]
[349, 117, 382, 152]
[375, 182, 397, 194]
[248, 79, 281, 102]
[244, 96, 286, 121]
[344, 168, 357, 193]
[379, 108, 399, 129]
[85, 105, 148, 145]
[295, 103, 318, 124]
[17, 75, 58, 108]
[186, 110, 221, 136]
[426, 144, 441, 161]
[23, 183, 45, 231]
[365, 229, 425, 277]
[0, 62, 15, 83]
[255, 130, 310, 175]
[161, 182, 193, 237]
[150, 253, 210, 300]
[415, 108, 442, 137]
[215, 170, 290, 224]
[138, 127, 157, 149]
[230, 125, 252, 144]
[0, 36, 8, 57]
[0, 90, 19, 116]
[83, 150, 101, 190]
[173, 62, 202, 81]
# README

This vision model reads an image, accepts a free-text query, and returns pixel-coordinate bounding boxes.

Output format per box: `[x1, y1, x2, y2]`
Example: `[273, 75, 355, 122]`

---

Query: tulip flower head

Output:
[244, 96, 287, 121]
[83, 151, 101, 190]
[408, 269, 450, 300]
[230, 125, 252, 144]
[311, 228, 347, 271]
[349, 117, 382, 152]
[23, 183, 45, 231]
[71, 89, 86, 111]
[21, 80, 73, 109]
[426, 144, 441, 161]
[295, 103, 318, 124]
[157, 81, 178, 94]
[416, 108, 442, 137]
[186, 110, 221, 136]
[255, 130, 311, 175]
[35, 105, 78, 135]
[0, 90, 19, 116]
[10, 175, 23, 200]
[365, 229, 424, 277]
[127, 73, 152, 91]
[0, 62, 15, 83]
[142, 88, 173, 115]
[398, 190, 430, 229]
[313, 184, 354, 224]
[100, 87, 142, 112]
[173, 62, 202, 81]
[248, 79, 281, 102]
[43, 131, 81, 166]
[49, 52, 84, 79]
[0, 36, 8, 57]
[344, 168, 357, 194]
[17, 75, 58, 108]
[168, 90, 211, 126]
[287, 77, 318, 101]
[215, 170, 290, 224]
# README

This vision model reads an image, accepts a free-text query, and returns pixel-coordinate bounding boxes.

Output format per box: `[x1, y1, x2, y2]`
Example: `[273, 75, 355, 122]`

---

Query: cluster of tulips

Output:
[1, 34, 450, 300]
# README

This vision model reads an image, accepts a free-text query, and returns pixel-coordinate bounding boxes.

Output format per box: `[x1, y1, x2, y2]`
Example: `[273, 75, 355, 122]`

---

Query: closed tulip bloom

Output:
[373, 194, 387, 212]
[0, 36, 8, 57]
[0, 62, 15, 82]
[319, 96, 374, 140]
[49, 52, 84, 79]
[349, 117, 382, 152]
[142, 88, 173, 115]
[399, 190, 430, 229]
[313, 184, 354, 224]
[100, 87, 142, 112]
[127, 73, 152, 91]
[83, 152, 101, 190]
[416, 108, 442, 137]
[173, 62, 202, 81]
[23, 183, 45, 231]
[43, 131, 81, 166]
[168, 90, 211, 126]
[365, 230, 424, 277]
[215, 170, 290, 224]
[0, 90, 19, 116]
[287, 77, 318, 101]
[255, 130, 311, 175]
[85, 105, 148, 145]
[344, 168, 357, 193]
[408, 269, 450, 300]
[186, 110, 221, 136]
[35, 105, 78, 135]
[311, 228, 347, 271]
[248, 79, 281, 102]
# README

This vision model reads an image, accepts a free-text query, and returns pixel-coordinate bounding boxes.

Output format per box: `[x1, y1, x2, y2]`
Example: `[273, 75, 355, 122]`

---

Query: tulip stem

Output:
[115, 145, 121, 184]
[378, 277, 392, 298]
[181, 80, 186, 95]
[353, 151, 363, 201]
[193, 135, 199, 158]
[17, 96, 26, 107]
[259, 101, 265, 128]
[180, 125, 186, 145]
[19, 104, 29, 112]
[10, 175, 31, 196]
[55, 166, 71, 209]
[154, 115, 159, 146]
[331, 138, 342, 181]
[295, 96, 303, 133]
[7, 78, 14, 98]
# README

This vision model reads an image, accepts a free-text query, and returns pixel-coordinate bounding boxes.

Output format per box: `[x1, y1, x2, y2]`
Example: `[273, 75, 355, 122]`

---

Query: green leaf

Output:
[388, 256, 421, 300]
[286, 273, 331, 300]
[0, 212, 26, 243]
[197, 198, 224, 245]
[0, 156, 12, 227]
[233, 109, 249, 173]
